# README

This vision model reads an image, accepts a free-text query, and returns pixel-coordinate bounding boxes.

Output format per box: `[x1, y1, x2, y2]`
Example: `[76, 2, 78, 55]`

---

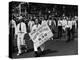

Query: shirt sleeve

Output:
[15, 25, 18, 35]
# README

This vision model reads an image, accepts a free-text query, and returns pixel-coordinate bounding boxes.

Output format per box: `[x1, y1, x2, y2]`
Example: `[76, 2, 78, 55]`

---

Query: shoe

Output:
[17, 53, 21, 56]
[40, 51, 44, 56]
[34, 51, 40, 57]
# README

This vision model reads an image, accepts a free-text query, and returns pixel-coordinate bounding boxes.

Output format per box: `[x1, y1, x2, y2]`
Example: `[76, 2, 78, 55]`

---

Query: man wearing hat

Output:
[15, 16, 27, 56]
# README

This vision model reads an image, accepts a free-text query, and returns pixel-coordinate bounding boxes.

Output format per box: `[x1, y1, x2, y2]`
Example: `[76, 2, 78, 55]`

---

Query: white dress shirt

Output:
[28, 21, 35, 32]
[32, 24, 40, 32]
[10, 19, 16, 34]
[72, 20, 77, 29]
[66, 21, 72, 30]
[58, 20, 62, 26]
[15, 22, 27, 35]
[10, 19, 16, 28]
[41, 20, 47, 24]
[62, 19, 67, 30]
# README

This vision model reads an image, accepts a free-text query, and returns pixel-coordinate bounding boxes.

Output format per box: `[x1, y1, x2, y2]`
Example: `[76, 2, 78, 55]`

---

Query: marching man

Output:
[28, 16, 35, 32]
[66, 18, 72, 42]
[41, 17, 47, 24]
[32, 18, 45, 57]
[47, 17, 52, 29]
[51, 17, 56, 34]
[62, 17, 67, 38]
[62, 17, 67, 31]
[71, 17, 77, 40]
[10, 17, 16, 40]
[9, 16, 16, 54]
[15, 16, 27, 56]
[58, 18, 62, 39]
[47, 17, 54, 40]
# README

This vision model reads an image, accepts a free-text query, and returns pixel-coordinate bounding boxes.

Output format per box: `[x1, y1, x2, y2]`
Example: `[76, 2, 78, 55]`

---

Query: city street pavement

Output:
[12, 37, 78, 59]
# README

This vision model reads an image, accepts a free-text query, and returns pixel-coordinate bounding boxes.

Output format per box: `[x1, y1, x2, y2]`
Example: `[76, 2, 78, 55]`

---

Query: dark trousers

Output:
[9, 28, 15, 57]
[58, 26, 62, 39]
[71, 25, 75, 40]
[67, 28, 71, 41]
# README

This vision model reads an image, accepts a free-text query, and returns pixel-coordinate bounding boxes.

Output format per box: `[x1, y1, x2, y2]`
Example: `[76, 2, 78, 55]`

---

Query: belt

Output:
[18, 32, 25, 33]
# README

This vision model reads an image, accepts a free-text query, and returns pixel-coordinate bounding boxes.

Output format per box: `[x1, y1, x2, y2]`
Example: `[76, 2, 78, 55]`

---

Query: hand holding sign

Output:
[29, 23, 53, 48]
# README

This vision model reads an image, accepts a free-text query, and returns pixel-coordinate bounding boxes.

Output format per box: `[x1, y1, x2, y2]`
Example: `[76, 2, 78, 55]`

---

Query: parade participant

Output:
[32, 18, 40, 56]
[15, 16, 27, 56]
[10, 17, 16, 39]
[62, 17, 67, 31]
[66, 17, 72, 42]
[52, 17, 56, 32]
[51, 17, 56, 40]
[9, 17, 16, 54]
[62, 17, 68, 38]
[58, 18, 62, 39]
[28, 16, 35, 32]
[47, 17, 52, 29]
[32, 18, 45, 57]
[31, 18, 40, 32]
[47, 17, 53, 40]
[41, 17, 47, 24]
[74, 16, 78, 29]
[71, 18, 77, 40]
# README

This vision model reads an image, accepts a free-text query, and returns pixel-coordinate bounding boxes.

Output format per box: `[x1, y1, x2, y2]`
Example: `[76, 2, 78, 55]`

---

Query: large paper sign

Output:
[29, 23, 53, 48]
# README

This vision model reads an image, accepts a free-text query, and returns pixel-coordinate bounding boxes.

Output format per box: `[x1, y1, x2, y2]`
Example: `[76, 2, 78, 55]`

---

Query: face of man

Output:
[30, 16, 32, 20]
[35, 19, 38, 24]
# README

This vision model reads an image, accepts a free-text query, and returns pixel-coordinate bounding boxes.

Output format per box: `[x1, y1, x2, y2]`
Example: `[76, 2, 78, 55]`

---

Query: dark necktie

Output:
[19, 23, 21, 31]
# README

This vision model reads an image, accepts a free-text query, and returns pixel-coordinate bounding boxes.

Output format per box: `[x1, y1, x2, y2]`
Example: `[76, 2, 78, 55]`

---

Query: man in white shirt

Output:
[28, 18, 35, 32]
[62, 18, 67, 31]
[74, 16, 78, 29]
[32, 18, 45, 57]
[41, 19, 47, 24]
[66, 18, 73, 42]
[47, 18, 52, 28]
[51, 18, 56, 40]
[52, 18, 56, 32]
[15, 16, 27, 56]
[10, 18, 16, 38]
[9, 18, 16, 54]
[32, 19, 40, 51]
[58, 18, 62, 39]
[47, 18, 54, 40]
[71, 18, 77, 40]
[10, 19, 16, 29]
[72, 18, 77, 29]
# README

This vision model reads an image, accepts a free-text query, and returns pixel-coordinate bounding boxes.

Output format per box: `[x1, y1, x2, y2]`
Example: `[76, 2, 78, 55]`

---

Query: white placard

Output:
[29, 23, 53, 48]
